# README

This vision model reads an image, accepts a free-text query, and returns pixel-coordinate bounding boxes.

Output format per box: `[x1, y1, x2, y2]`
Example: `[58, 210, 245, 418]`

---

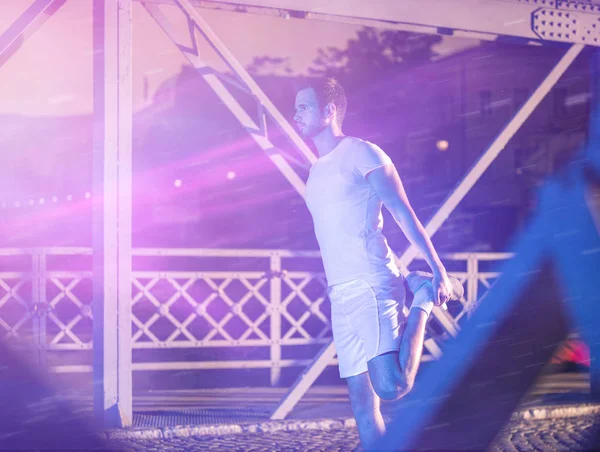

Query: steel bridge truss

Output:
[2, 0, 598, 427]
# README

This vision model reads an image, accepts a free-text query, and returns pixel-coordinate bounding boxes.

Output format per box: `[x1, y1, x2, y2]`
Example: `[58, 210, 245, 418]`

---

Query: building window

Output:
[480, 90, 492, 116]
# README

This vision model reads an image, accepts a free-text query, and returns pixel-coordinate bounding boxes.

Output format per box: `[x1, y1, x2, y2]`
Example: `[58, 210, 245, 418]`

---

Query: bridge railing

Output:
[0, 247, 512, 385]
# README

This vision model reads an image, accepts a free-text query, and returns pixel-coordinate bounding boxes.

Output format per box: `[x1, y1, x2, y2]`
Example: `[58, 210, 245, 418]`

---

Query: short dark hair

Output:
[295, 77, 347, 128]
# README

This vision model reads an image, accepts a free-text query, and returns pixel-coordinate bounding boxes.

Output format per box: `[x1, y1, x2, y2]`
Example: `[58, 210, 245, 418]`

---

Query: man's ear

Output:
[324, 102, 336, 120]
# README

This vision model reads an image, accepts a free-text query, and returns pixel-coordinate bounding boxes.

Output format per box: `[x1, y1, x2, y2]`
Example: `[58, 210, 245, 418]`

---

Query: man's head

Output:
[293, 77, 347, 138]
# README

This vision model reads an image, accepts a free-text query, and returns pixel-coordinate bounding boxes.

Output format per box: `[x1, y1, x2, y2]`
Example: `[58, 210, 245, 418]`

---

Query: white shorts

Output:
[328, 275, 406, 379]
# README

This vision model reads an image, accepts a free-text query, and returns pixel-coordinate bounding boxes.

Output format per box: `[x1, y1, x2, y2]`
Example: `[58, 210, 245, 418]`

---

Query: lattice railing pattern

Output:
[45, 272, 94, 349]
[0, 247, 512, 383]
[131, 271, 279, 347]
[125, 248, 334, 353]
[0, 275, 33, 341]
[280, 273, 330, 343]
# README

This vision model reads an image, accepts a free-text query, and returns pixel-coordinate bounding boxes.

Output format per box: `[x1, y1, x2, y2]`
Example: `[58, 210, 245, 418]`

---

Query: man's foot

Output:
[403, 271, 464, 305]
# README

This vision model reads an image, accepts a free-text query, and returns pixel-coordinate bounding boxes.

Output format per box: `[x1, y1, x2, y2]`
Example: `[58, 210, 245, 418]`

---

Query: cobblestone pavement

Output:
[491, 415, 600, 452]
[107, 415, 600, 451]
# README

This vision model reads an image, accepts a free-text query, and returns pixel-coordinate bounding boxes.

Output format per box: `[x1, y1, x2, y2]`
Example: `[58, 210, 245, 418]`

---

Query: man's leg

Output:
[346, 371, 386, 450]
[367, 308, 428, 400]
[367, 272, 461, 400]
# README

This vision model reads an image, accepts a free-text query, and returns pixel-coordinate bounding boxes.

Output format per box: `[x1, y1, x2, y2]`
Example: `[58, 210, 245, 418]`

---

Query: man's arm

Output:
[366, 163, 451, 305]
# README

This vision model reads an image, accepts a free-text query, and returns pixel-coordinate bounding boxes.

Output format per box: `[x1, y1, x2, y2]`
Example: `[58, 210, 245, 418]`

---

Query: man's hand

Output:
[432, 271, 453, 306]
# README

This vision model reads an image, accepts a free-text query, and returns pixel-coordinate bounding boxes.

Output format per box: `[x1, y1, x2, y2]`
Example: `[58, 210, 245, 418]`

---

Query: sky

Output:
[0, 1, 477, 117]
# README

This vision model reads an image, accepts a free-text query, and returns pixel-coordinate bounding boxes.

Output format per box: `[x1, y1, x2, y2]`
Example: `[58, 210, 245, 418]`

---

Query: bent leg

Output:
[367, 308, 428, 400]
[398, 307, 429, 387]
[346, 372, 385, 450]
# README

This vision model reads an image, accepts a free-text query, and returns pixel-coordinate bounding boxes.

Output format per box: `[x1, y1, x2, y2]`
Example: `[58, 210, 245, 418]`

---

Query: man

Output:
[294, 78, 462, 450]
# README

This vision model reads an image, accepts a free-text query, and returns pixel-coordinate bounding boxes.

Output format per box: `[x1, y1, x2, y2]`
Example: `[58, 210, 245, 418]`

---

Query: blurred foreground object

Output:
[0, 340, 106, 450]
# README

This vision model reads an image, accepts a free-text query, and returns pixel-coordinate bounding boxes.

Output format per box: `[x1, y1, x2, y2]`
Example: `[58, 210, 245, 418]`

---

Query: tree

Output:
[309, 28, 441, 87]
[248, 27, 442, 89]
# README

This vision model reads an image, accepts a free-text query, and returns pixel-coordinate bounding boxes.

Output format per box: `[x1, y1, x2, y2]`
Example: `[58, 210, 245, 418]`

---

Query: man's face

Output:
[294, 88, 327, 138]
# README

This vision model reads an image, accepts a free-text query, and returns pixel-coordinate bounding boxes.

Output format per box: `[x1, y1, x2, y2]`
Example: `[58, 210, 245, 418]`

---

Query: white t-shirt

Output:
[306, 136, 399, 286]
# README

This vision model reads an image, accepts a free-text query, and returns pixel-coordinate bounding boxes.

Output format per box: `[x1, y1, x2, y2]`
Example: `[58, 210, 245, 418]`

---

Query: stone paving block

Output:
[108, 415, 600, 451]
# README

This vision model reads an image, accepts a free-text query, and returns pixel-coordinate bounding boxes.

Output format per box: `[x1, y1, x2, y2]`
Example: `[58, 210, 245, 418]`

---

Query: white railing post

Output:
[37, 250, 48, 369]
[31, 249, 48, 369]
[467, 254, 479, 307]
[269, 253, 282, 386]
[31, 250, 41, 363]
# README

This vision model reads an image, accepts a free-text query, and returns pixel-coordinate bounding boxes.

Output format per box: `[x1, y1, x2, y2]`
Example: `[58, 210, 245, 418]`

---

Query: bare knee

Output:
[368, 353, 416, 401]
[372, 376, 414, 401]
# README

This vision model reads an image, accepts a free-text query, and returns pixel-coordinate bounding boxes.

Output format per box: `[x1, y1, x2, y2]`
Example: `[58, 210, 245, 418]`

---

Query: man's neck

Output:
[312, 127, 346, 158]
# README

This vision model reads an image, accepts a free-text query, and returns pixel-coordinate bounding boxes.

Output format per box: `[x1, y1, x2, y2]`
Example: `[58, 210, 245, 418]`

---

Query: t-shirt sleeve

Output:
[353, 141, 393, 178]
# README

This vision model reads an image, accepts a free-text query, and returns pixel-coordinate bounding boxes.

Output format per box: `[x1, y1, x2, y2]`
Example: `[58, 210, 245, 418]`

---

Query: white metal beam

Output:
[0, 0, 66, 69]
[269, 254, 283, 386]
[92, 0, 133, 429]
[140, 0, 499, 43]
[189, 0, 600, 47]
